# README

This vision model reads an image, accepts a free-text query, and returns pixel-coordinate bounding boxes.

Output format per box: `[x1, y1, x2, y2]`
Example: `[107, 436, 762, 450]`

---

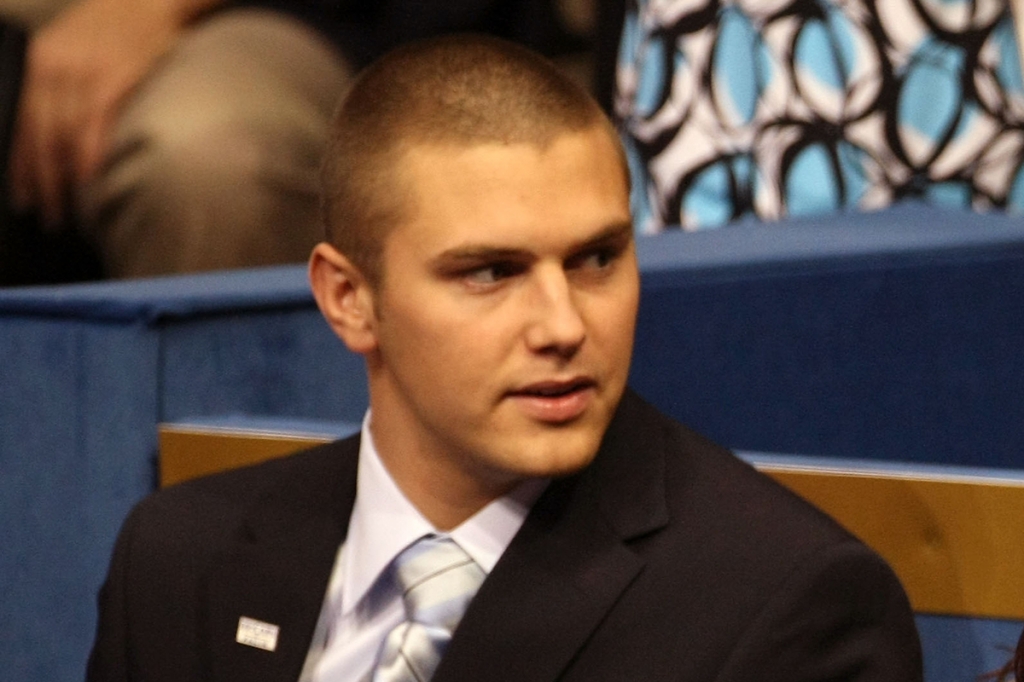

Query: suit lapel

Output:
[434, 391, 670, 682]
[201, 437, 360, 682]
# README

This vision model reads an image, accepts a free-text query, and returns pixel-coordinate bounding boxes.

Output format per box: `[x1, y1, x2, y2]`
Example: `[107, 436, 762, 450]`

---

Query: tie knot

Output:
[367, 536, 486, 682]
[391, 535, 486, 630]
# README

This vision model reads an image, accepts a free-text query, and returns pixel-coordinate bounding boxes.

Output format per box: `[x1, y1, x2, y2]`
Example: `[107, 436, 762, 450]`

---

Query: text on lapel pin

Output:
[236, 616, 280, 652]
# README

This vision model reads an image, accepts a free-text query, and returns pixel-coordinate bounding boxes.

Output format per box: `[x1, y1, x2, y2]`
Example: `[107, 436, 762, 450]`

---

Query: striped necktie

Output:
[368, 534, 486, 682]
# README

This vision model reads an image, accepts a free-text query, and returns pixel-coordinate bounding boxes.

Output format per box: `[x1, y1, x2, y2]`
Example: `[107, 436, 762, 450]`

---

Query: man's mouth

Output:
[508, 378, 597, 422]
[515, 378, 593, 397]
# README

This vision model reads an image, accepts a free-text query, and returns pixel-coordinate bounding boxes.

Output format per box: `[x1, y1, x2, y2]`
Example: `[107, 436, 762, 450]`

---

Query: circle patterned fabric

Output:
[615, 0, 1024, 232]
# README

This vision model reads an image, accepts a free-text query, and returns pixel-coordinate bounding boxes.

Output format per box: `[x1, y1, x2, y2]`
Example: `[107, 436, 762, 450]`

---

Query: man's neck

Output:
[374, 442, 519, 530]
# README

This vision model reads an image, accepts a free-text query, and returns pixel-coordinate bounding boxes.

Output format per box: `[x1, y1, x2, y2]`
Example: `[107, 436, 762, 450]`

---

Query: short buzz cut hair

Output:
[320, 33, 618, 286]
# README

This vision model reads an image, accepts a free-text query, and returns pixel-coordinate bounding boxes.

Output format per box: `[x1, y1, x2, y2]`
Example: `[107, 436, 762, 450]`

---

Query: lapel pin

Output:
[236, 616, 280, 652]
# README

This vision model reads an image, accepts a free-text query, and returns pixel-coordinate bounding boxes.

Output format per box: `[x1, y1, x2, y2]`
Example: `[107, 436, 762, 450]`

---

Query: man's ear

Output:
[309, 242, 379, 354]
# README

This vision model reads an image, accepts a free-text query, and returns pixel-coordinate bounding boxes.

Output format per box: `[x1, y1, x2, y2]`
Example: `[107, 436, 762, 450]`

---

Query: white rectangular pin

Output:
[236, 616, 280, 652]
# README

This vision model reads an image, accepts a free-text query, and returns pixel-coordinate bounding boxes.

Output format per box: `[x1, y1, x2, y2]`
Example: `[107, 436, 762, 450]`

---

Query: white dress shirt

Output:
[300, 412, 546, 682]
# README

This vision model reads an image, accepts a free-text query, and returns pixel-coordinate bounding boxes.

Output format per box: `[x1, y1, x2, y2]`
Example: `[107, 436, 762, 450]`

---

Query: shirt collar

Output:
[341, 411, 546, 616]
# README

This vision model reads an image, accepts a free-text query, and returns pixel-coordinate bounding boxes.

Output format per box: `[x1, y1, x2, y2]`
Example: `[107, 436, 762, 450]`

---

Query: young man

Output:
[87, 35, 922, 682]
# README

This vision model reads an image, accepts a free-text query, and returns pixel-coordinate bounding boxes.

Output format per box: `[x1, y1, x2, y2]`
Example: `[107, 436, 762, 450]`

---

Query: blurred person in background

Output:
[610, 0, 1024, 233]
[0, 0, 592, 281]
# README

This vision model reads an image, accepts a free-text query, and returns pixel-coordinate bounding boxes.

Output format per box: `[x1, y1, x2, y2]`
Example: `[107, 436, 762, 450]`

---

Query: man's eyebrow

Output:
[432, 221, 635, 266]
[430, 246, 530, 268]
[572, 221, 635, 252]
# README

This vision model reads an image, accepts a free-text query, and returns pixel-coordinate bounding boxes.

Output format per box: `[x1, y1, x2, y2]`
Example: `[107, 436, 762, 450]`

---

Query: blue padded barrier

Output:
[1, 203, 1022, 680]
[632, 203, 1024, 468]
[916, 615, 1022, 682]
[0, 267, 366, 681]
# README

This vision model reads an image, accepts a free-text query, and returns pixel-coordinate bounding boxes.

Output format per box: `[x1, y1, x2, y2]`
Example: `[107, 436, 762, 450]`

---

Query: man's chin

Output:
[508, 430, 604, 479]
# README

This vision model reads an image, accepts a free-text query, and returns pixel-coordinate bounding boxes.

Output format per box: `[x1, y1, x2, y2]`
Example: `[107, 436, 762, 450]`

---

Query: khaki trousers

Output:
[3, 2, 351, 277]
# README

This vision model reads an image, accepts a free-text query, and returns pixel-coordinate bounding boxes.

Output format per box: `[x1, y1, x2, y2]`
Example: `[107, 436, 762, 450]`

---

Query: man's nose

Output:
[523, 267, 586, 356]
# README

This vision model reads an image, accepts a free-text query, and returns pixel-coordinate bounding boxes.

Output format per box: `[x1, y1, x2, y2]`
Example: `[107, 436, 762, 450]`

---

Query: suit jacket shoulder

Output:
[87, 436, 361, 682]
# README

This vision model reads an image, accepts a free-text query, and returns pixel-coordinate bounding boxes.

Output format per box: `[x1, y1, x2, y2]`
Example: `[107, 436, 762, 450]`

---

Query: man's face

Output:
[360, 124, 638, 509]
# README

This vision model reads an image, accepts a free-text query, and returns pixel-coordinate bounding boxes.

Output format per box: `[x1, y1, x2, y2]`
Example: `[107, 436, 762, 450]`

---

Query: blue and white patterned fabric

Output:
[615, 0, 1024, 232]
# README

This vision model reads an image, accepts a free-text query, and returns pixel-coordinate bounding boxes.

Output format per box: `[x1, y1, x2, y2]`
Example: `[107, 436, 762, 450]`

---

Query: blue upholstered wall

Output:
[630, 205, 1024, 468]
[1, 204, 1022, 681]
[0, 268, 366, 680]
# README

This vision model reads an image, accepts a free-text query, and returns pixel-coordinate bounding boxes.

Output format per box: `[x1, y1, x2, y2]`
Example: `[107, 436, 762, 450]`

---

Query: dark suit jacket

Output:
[86, 390, 922, 681]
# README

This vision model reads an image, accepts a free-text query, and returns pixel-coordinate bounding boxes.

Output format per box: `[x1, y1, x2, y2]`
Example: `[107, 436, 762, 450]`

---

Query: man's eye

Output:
[576, 248, 616, 270]
[465, 263, 518, 285]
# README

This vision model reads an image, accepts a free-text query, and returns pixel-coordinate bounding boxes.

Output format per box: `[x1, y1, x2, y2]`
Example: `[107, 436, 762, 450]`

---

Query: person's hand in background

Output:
[8, 0, 218, 226]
